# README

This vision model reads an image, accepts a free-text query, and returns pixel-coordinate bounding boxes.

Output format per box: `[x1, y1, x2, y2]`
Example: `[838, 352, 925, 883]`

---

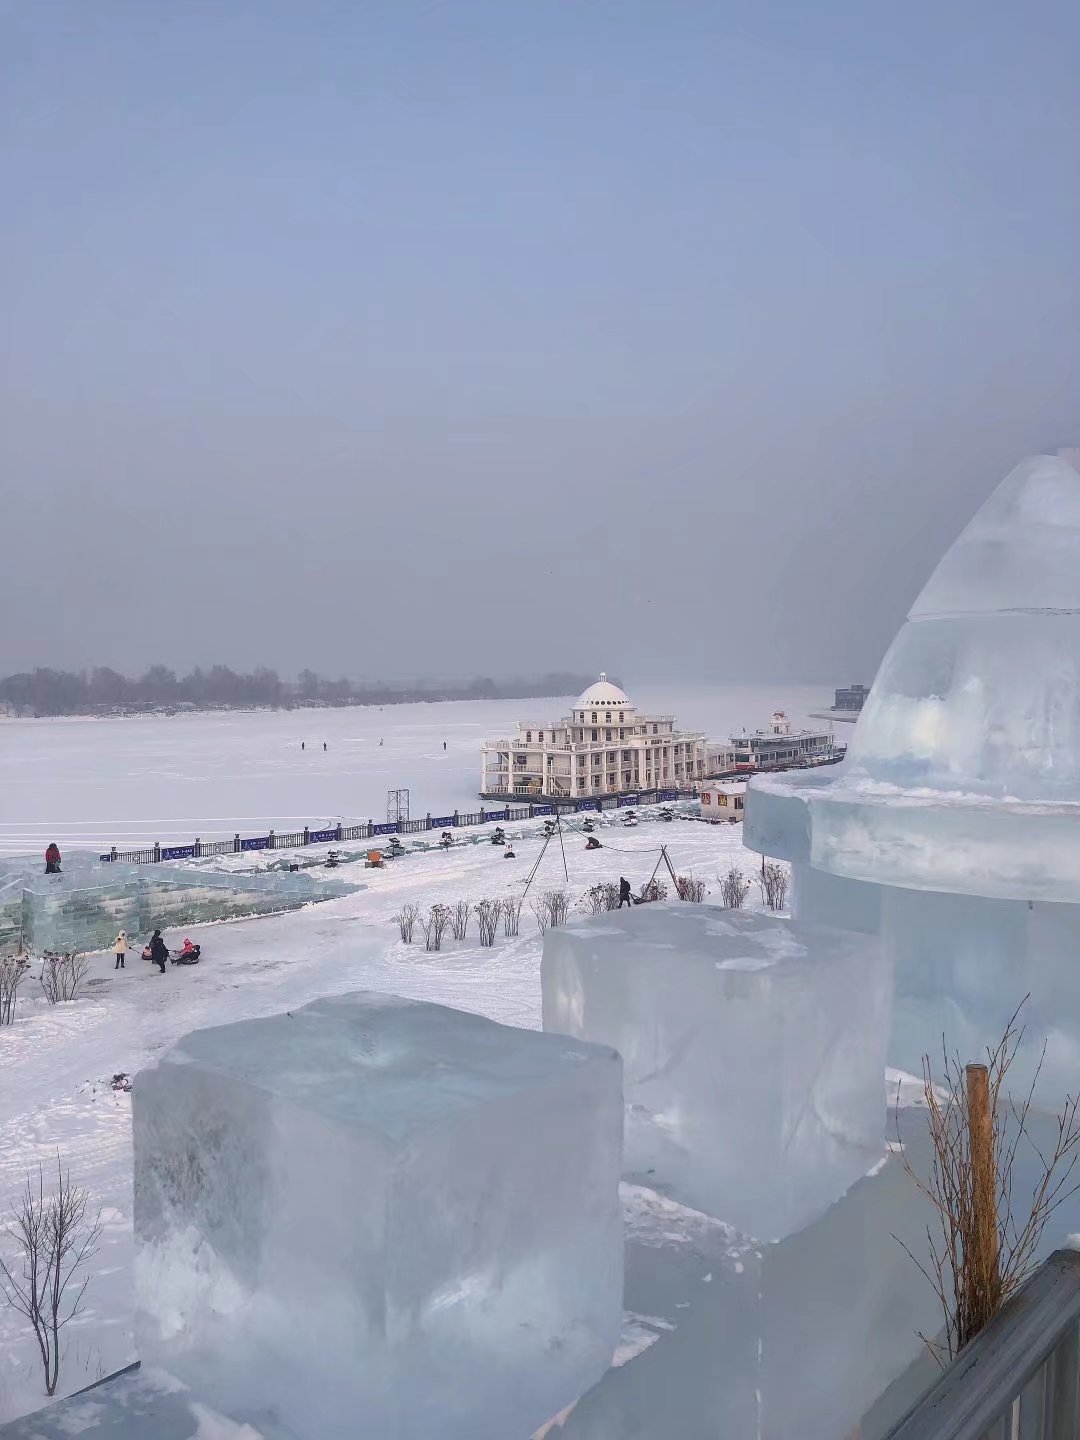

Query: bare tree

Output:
[394, 903, 422, 944]
[502, 896, 523, 937]
[39, 952, 89, 1005]
[546, 889, 570, 928]
[0, 955, 30, 1025]
[475, 900, 501, 947]
[449, 900, 471, 941]
[718, 866, 750, 908]
[757, 862, 790, 912]
[638, 878, 666, 904]
[675, 874, 706, 903]
[419, 905, 450, 953]
[531, 896, 550, 935]
[0, 1159, 103, 1397]
[899, 1004, 1080, 1364]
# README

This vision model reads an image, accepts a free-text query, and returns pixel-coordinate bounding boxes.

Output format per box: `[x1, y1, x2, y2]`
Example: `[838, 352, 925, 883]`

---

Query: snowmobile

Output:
[490, 828, 506, 846]
[325, 849, 342, 868]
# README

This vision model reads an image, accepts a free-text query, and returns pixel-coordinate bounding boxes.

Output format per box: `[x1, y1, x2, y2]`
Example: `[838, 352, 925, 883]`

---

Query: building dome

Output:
[576, 672, 631, 709]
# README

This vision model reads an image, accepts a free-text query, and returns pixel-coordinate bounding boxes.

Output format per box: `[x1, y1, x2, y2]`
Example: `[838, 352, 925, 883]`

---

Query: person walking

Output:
[301, 741, 305, 751]
[618, 876, 632, 908]
[44, 842, 62, 875]
[149, 929, 169, 974]
[114, 929, 127, 970]
[323, 741, 327, 752]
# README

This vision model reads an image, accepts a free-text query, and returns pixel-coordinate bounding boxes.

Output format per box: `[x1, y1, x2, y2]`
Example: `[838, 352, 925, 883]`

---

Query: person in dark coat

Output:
[44, 843, 62, 875]
[618, 876, 632, 908]
[149, 929, 169, 974]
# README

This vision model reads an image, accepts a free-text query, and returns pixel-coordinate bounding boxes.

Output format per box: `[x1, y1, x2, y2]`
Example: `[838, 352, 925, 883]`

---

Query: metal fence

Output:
[884, 1249, 1080, 1440]
[99, 789, 692, 864]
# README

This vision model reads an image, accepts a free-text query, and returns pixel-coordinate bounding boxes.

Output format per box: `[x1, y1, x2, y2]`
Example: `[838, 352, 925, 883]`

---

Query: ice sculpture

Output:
[541, 906, 890, 1239]
[133, 991, 623, 1440]
[745, 454, 1080, 1096]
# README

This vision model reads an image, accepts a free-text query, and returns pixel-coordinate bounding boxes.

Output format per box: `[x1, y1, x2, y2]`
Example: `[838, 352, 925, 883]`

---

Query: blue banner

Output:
[372, 822, 398, 836]
[617, 795, 639, 808]
[658, 789, 678, 802]
[308, 828, 338, 843]
[486, 809, 509, 822]
[576, 800, 599, 811]
[533, 804, 554, 817]
[241, 836, 270, 851]
[161, 845, 196, 861]
[430, 815, 455, 829]
[99, 853, 112, 862]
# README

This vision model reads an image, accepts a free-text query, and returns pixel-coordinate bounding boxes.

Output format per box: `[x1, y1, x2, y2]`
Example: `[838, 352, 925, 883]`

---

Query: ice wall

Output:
[0, 852, 356, 955]
[134, 991, 624, 1440]
[542, 906, 891, 1239]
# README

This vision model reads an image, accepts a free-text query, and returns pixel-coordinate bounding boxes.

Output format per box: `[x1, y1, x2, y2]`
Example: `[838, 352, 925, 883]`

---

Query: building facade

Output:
[480, 675, 708, 798]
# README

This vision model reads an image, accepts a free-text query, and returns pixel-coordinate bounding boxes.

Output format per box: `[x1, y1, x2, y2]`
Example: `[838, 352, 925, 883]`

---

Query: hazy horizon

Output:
[5, 1, 1079, 684]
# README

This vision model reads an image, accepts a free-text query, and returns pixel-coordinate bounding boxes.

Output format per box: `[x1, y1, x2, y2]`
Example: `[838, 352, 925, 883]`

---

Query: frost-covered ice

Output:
[134, 991, 623, 1440]
[541, 906, 890, 1239]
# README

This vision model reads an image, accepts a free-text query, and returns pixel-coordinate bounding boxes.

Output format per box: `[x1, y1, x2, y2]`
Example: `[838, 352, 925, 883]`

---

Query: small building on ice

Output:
[699, 781, 747, 820]
[480, 674, 707, 799]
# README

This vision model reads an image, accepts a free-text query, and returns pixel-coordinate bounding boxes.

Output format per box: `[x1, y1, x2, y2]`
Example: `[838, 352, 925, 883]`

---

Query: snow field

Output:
[0, 813, 761, 1423]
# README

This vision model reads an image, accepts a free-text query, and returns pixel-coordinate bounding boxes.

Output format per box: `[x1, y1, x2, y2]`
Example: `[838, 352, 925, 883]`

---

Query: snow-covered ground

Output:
[0, 810, 759, 1423]
[0, 682, 829, 853]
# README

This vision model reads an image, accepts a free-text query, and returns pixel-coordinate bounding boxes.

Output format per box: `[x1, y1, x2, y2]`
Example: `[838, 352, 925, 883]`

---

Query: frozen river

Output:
[0, 681, 830, 853]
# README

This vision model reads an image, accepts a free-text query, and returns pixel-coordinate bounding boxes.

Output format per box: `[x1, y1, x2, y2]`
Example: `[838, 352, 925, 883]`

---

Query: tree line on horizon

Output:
[0, 666, 600, 718]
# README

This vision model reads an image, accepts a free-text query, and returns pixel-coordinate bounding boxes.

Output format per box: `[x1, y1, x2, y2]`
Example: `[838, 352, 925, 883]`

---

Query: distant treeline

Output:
[0, 666, 600, 718]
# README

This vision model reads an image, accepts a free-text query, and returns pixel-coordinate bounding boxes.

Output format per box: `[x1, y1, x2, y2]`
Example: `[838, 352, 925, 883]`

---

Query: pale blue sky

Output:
[3, 1, 1079, 682]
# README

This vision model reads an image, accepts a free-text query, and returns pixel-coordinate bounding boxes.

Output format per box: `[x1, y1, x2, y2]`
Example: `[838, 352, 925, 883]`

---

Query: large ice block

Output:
[554, 1108, 944, 1440]
[134, 991, 623, 1440]
[542, 906, 890, 1239]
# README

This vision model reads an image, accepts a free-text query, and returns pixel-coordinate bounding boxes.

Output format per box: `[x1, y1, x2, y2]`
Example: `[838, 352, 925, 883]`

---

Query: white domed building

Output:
[480, 674, 708, 799]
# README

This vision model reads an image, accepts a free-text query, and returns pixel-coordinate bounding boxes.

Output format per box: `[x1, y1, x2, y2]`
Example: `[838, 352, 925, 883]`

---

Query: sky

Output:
[3, 0, 1080, 686]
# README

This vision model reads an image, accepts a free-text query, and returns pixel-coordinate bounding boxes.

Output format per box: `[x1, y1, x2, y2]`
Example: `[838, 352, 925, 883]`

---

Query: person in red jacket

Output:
[44, 843, 61, 875]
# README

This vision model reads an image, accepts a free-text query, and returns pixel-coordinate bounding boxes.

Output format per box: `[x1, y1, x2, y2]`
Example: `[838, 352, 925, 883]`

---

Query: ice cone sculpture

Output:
[745, 455, 1080, 1099]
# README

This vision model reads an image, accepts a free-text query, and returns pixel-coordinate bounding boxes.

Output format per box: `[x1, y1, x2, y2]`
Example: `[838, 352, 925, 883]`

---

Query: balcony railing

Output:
[884, 1250, 1080, 1440]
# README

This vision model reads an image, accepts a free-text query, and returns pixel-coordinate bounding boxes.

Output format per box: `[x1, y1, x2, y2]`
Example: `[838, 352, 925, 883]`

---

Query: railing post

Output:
[234, 833, 241, 854]
[153, 842, 160, 863]
[967, 1062, 1001, 1331]
[303, 826, 309, 846]
[194, 837, 201, 859]
[110, 847, 117, 861]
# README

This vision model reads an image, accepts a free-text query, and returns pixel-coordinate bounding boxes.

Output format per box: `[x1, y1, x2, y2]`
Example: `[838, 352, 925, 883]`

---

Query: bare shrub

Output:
[0, 955, 30, 1026]
[0, 1159, 103, 1397]
[39, 952, 89, 1005]
[718, 866, 750, 908]
[475, 900, 501, 947]
[546, 889, 570, 928]
[900, 1004, 1080, 1364]
[638, 878, 667, 904]
[449, 900, 471, 941]
[502, 896, 523, 937]
[419, 905, 450, 953]
[581, 881, 622, 913]
[395, 903, 421, 944]
[675, 874, 706, 903]
[757, 862, 790, 912]
[531, 897, 550, 935]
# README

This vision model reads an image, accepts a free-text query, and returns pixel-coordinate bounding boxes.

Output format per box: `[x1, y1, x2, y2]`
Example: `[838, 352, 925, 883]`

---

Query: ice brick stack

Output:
[542, 905, 890, 1239]
[134, 991, 623, 1440]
